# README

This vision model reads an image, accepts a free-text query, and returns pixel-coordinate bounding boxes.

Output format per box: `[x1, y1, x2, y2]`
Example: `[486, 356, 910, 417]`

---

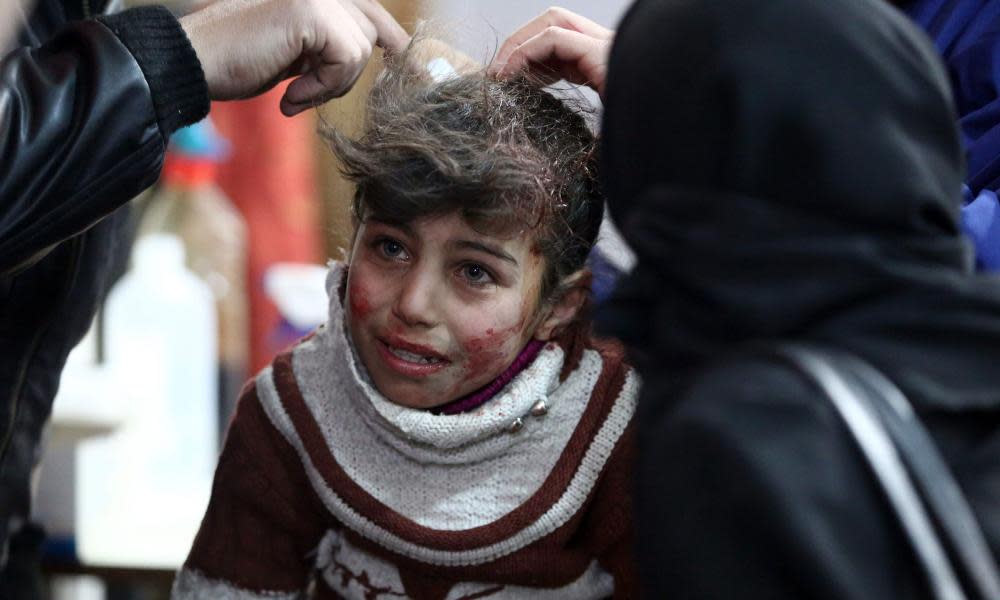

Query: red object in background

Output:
[162, 153, 219, 187]
[210, 84, 323, 373]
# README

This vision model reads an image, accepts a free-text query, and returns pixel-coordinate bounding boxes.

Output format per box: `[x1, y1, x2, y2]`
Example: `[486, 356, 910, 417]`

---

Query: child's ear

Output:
[533, 271, 590, 341]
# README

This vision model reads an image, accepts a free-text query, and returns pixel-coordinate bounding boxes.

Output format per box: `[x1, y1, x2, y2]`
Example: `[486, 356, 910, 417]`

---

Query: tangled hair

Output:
[321, 37, 604, 302]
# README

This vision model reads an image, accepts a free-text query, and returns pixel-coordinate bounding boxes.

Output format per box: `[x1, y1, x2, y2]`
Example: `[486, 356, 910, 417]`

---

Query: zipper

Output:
[82, 0, 91, 19]
[0, 236, 86, 467]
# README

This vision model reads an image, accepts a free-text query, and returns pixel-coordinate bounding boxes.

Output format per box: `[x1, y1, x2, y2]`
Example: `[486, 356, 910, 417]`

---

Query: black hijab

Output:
[600, 0, 1000, 413]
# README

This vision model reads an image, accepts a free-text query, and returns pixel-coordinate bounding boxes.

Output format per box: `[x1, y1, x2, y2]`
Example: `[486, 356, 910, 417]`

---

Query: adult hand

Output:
[488, 7, 613, 98]
[180, 0, 409, 116]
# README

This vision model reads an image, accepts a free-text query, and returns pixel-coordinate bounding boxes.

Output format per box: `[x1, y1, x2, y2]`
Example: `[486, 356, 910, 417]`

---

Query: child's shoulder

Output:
[553, 327, 638, 440]
[556, 322, 634, 384]
[588, 334, 631, 373]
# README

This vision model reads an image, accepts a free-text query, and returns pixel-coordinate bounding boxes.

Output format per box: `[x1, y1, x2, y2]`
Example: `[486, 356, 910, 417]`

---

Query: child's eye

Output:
[460, 263, 495, 286]
[376, 238, 409, 261]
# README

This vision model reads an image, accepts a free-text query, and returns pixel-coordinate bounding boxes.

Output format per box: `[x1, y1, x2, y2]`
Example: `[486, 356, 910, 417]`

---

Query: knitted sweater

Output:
[173, 263, 640, 599]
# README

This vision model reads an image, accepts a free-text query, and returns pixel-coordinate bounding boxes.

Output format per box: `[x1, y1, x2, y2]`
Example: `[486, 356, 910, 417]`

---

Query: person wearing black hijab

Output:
[600, 0, 1000, 596]
[494, 0, 1000, 597]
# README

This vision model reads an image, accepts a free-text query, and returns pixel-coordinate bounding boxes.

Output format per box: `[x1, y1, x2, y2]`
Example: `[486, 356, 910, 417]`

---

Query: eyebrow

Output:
[368, 218, 414, 237]
[453, 240, 519, 266]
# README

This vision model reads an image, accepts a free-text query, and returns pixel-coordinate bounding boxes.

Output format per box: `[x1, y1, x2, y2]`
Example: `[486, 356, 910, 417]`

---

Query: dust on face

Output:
[345, 212, 547, 409]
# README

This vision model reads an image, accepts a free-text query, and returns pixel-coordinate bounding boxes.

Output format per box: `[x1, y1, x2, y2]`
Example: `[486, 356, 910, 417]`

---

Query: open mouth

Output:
[375, 337, 450, 377]
[387, 346, 444, 365]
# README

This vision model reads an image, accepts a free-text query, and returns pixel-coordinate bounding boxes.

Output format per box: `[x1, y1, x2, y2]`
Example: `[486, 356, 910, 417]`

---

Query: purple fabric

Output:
[434, 339, 546, 415]
[962, 185, 1000, 269]
[905, 0, 1000, 271]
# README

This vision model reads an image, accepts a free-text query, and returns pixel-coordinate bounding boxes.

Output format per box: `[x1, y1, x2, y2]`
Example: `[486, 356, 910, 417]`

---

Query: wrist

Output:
[99, 6, 210, 137]
[178, 9, 222, 99]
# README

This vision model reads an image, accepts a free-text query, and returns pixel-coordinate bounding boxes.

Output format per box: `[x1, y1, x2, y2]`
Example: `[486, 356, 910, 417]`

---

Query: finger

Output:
[492, 7, 611, 70]
[342, 0, 378, 47]
[328, 2, 375, 61]
[281, 64, 361, 115]
[281, 53, 365, 112]
[346, 15, 376, 64]
[495, 27, 605, 82]
[351, 0, 409, 53]
[280, 97, 311, 116]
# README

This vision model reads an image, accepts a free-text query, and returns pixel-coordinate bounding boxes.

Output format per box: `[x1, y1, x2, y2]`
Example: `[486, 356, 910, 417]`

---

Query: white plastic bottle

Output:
[77, 234, 217, 568]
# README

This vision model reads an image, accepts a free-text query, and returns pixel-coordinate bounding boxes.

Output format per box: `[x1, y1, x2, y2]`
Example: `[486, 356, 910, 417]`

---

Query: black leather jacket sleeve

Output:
[0, 6, 209, 275]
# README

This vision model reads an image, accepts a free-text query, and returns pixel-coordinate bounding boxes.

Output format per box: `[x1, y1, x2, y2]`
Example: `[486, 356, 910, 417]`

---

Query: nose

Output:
[391, 265, 440, 328]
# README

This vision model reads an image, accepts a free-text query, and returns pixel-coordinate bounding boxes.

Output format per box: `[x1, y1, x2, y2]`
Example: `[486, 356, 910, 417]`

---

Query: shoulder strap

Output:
[772, 344, 1000, 600]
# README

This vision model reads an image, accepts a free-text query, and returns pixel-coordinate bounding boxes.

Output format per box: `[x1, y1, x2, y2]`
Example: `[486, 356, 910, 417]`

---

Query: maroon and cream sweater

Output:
[173, 263, 639, 599]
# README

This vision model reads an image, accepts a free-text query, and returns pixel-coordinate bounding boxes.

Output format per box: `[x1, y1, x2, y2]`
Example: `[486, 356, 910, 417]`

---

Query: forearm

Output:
[0, 6, 208, 274]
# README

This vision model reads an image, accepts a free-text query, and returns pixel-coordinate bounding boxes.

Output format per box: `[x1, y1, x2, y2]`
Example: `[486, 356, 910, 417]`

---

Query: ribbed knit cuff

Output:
[98, 5, 210, 138]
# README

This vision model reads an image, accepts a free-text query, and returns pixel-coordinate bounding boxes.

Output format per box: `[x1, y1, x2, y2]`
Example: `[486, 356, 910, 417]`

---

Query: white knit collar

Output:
[309, 261, 565, 451]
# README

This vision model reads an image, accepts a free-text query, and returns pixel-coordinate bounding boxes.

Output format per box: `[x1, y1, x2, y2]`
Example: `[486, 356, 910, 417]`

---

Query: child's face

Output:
[345, 212, 549, 409]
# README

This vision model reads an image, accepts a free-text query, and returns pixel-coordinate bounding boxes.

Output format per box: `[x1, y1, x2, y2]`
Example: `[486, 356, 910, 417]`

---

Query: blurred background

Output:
[35, 1, 635, 599]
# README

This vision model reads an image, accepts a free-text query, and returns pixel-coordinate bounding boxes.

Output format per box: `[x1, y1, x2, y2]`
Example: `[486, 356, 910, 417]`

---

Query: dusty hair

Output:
[321, 37, 604, 302]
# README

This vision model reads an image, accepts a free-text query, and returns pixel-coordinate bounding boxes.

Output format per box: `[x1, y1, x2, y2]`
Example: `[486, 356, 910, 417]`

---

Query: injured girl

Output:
[171, 38, 639, 600]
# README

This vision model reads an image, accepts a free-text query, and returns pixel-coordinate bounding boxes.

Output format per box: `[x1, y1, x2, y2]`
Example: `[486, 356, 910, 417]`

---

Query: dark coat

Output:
[0, 0, 208, 561]
[600, 0, 1000, 597]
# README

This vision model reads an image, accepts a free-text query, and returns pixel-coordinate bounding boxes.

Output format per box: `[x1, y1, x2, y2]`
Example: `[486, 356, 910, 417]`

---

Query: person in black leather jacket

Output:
[0, 0, 407, 593]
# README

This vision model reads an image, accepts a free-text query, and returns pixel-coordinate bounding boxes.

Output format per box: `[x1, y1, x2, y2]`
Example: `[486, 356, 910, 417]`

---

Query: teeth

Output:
[389, 346, 441, 364]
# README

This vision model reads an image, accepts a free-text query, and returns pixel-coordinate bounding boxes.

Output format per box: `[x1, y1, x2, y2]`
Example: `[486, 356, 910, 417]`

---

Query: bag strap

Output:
[771, 344, 1000, 600]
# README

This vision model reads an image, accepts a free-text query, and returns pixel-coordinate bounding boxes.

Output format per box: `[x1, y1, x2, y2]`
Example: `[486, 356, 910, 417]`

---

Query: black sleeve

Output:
[635, 360, 932, 600]
[0, 6, 208, 274]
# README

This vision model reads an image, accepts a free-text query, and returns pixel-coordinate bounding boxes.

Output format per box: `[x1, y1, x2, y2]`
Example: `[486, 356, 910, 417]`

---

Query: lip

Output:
[382, 335, 448, 361]
[375, 337, 450, 378]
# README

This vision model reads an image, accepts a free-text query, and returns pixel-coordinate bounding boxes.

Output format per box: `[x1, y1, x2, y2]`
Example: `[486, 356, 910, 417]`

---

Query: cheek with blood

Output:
[348, 280, 374, 321]
[454, 319, 527, 390]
